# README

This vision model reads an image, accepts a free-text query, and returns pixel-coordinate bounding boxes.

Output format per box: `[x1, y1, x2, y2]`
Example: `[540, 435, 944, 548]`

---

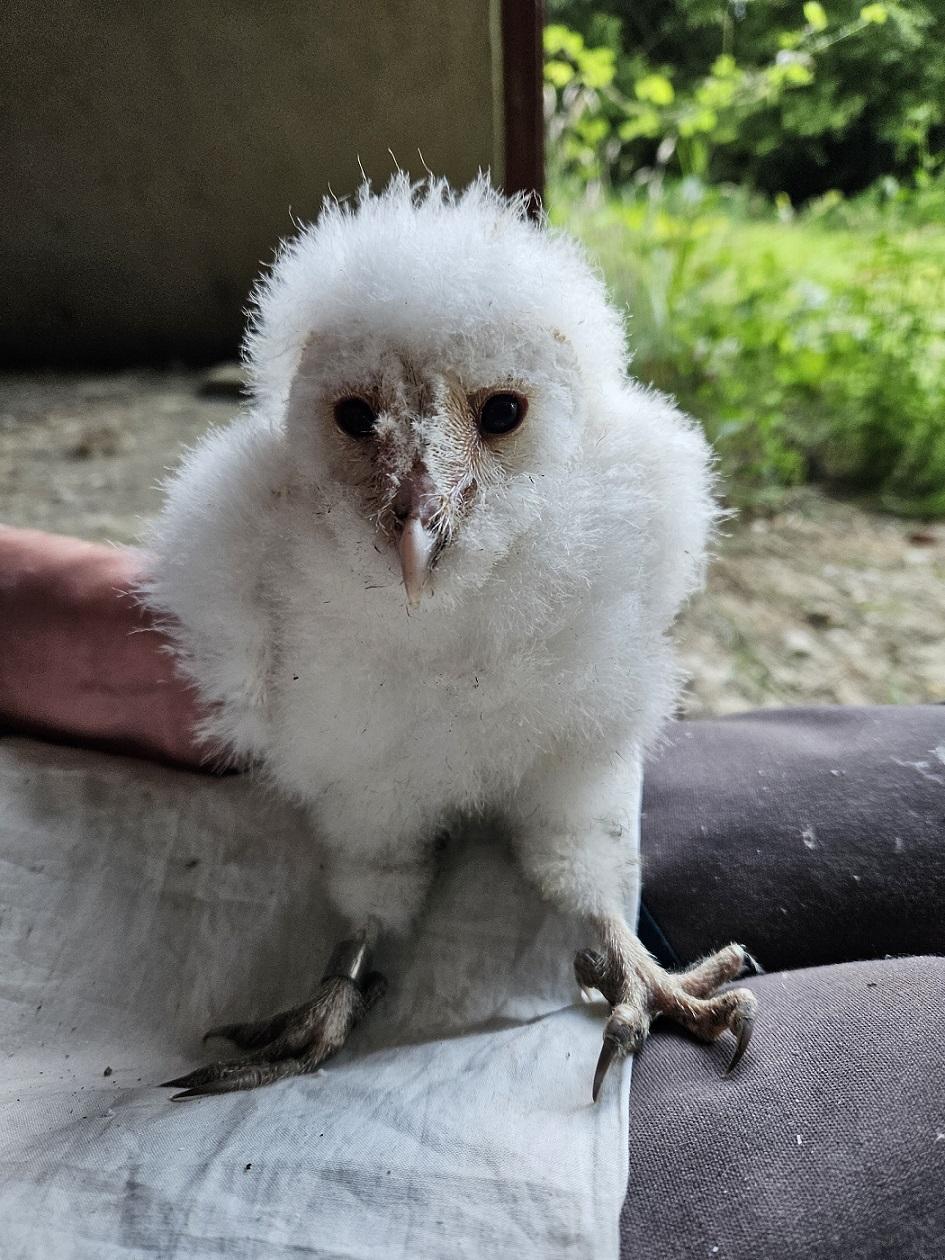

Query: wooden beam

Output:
[501, 0, 545, 209]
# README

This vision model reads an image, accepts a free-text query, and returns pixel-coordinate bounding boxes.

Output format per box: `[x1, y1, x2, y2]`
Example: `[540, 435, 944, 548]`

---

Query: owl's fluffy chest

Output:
[263, 597, 565, 817]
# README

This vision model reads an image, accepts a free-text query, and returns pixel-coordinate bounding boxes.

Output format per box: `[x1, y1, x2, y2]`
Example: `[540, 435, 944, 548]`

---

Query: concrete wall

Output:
[1, 0, 503, 364]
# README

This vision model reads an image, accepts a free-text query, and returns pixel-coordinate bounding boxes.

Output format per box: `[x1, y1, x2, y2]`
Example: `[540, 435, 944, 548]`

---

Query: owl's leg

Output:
[162, 826, 434, 1100]
[161, 935, 387, 1099]
[512, 750, 759, 1102]
[574, 923, 758, 1102]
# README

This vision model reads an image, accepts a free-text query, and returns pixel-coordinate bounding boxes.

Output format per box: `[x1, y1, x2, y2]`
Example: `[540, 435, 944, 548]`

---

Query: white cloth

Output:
[0, 738, 638, 1258]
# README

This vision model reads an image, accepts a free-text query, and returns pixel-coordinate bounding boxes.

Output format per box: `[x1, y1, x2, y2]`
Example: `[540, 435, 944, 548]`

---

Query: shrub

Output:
[546, 1, 944, 199]
[555, 183, 945, 514]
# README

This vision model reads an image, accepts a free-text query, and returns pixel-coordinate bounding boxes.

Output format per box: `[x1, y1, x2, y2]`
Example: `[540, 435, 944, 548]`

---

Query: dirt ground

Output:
[2, 369, 942, 715]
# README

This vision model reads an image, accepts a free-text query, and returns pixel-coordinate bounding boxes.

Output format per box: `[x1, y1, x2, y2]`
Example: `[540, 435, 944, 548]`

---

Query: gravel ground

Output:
[2, 370, 942, 715]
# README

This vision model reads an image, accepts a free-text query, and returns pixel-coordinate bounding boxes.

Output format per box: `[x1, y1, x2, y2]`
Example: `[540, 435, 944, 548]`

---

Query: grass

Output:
[551, 181, 945, 516]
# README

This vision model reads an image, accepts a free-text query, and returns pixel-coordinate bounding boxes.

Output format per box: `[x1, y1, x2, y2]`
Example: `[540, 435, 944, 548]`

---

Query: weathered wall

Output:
[0, 0, 503, 364]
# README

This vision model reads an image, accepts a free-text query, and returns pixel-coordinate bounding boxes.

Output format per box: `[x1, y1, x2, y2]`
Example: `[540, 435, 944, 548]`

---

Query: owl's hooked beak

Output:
[399, 516, 435, 607]
[393, 464, 439, 608]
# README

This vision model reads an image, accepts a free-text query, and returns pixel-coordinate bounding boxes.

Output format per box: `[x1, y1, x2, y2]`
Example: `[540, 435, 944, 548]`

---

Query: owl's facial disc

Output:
[359, 392, 520, 608]
[331, 395, 444, 602]
[325, 359, 533, 608]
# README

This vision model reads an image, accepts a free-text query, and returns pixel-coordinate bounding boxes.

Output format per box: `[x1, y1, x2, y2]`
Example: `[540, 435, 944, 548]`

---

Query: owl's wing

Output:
[139, 415, 285, 764]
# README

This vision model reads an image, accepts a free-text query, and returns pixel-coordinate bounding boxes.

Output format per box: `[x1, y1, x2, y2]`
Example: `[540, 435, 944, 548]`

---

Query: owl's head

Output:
[245, 176, 634, 607]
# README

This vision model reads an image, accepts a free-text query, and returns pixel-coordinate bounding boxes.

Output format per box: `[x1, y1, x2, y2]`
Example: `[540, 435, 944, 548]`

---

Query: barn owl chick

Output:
[145, 177, 757, 1101]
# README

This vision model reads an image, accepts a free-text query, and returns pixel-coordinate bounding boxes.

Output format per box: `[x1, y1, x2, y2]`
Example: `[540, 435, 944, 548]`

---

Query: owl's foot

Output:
[575, 935, 759, 1103]
[161, 935, 386, 1099]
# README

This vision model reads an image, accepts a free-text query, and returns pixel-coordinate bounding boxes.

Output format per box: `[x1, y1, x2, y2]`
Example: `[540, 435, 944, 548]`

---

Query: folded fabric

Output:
[641, 705, 945, 968]
[626, 705, 945, 1260]
[622, 956, 945, 1260]
[0, 737, 637, 1259]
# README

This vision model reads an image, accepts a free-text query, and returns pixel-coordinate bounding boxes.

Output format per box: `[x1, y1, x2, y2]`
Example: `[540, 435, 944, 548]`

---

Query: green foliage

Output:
[554, 182, 945, 515]
[546, 1, 944, 198]
[544, 8, 945, 515]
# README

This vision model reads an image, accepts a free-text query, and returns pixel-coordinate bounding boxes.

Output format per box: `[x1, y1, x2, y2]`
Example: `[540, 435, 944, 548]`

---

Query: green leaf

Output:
[544, 59, 574, 90]
[576, 116, 609, 145]
[860, 3, 888, 24]
[783, 62, 815, 87]
[803, 2, 829, 32]
[579, 46, 616, 90]
[635, 73, 675, 106]
[767, 59, 815, 90]
[543, 24, 584, 60]
[617, 109, 662, 141]
[697, 77, 737, 108]
[710, 54, 738, 79]
[679, 108, 719, 137]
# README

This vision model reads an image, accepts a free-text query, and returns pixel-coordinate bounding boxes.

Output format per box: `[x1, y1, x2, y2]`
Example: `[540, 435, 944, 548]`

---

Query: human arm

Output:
[0, 526, 206, 769]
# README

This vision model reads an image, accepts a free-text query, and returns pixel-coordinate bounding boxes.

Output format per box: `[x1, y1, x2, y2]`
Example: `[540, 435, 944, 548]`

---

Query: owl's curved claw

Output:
[592, 1039, 618, 1103]
[723, 1008, 755, 1076]
[576, 937, 759, 1100]
[171, 1085, 228, 1100]
[741, 951, 765, 978]
[164, 1057, 315, 1098]
[160, 940, 387, 1099]
[589, 1003, 648, 1103]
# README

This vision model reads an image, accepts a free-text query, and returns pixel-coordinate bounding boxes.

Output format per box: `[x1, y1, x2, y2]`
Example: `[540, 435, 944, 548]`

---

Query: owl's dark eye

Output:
[479, 392, 527, 436]
[334, 397, 377, 438]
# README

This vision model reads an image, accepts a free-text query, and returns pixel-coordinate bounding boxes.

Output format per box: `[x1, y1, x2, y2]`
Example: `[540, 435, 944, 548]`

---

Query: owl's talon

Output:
[161, 942, 385, 1098]
[723, 1008, 755, 1076]
[166, 1056, 313, 1098]
[590, 1003, 649, 1102]
[171, 1086, 225, 1100]
[741, 951, 765, 978]
[577, 935, 760, 1096]
[592, 1039, 618, 1103]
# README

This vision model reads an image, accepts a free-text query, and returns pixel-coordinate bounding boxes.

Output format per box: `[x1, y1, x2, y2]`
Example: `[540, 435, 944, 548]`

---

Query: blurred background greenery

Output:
[544, 0, 945, 516]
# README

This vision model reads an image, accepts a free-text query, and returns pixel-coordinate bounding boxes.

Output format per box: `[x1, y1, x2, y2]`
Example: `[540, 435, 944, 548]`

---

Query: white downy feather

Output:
[141, 175, 716, 931]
